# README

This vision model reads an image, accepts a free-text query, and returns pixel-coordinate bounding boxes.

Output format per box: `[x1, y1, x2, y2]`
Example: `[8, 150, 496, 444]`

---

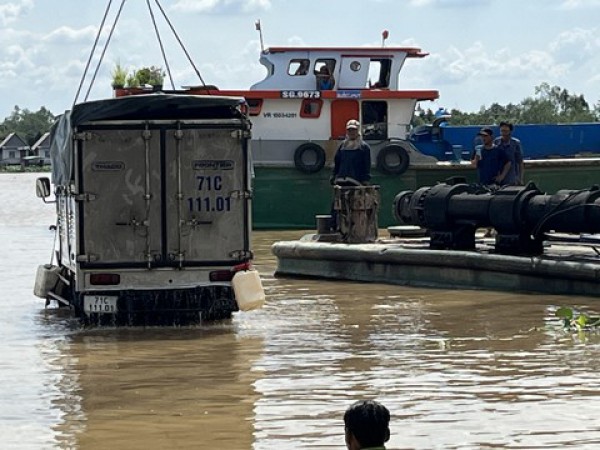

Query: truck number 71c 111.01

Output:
[83, 295, 118, 314]
[187, 174, 232, 213]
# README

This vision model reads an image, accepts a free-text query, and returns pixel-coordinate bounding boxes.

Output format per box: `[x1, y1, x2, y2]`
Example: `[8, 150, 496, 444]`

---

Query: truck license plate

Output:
[83, 295, 118, 314]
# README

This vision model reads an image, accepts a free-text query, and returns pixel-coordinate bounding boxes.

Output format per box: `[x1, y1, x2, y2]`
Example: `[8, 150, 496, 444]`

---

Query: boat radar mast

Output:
[381, 29, 389, 48]
[255, 19, 265, 52]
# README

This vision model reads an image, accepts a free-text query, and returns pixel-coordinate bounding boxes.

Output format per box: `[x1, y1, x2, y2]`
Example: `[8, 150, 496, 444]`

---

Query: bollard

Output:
[333, 185, 380, 243]
[315, 214, 333, 234]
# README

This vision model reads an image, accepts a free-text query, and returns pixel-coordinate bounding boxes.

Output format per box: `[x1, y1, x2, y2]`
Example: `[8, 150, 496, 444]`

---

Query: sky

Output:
[1, 0, 600, 119]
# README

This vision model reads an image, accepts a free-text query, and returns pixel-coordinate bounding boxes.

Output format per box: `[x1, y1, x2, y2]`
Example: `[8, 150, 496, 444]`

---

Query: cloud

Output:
[559, 0, 600, 9]
[42, 26, 98, 44]
[0, 0, 33, 26]
[408, 0, 490, 7]
[0, 22, 95, 98]
[191, 38, 264, 88]
[549, 27, 600, 65]
[419, 41, 569, 89]
[171, 0, 271, 14]
[399, 30, 600, 111]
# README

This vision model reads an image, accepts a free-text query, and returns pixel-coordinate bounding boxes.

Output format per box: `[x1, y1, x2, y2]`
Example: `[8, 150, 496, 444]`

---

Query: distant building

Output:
[31, 132, 51, 165]
[0, 133, 30, 166]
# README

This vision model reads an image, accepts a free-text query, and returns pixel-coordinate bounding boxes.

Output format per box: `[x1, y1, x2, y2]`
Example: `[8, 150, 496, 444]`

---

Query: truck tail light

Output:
[90, 273, 121, 285]
[209, 270, 234, 282]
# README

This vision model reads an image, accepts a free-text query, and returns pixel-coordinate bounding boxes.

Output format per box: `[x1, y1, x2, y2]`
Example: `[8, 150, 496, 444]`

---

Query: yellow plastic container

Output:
[232, 270, 265, 311]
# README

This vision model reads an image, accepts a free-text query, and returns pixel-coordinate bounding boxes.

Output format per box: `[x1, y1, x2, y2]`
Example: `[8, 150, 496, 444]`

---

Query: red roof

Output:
[265, 47, 429, 58]
[197, 89, 439, 102]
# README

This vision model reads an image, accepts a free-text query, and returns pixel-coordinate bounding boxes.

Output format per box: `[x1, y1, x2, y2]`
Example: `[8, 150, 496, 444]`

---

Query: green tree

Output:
[0, 106, 55, 145]
[421, 83, 598, 126]
[518, 83, 595, 123]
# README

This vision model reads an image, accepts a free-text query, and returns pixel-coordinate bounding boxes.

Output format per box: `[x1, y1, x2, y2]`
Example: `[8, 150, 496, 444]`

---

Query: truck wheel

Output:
[294, 143, 326, 173]
[377, 143, 410, 175]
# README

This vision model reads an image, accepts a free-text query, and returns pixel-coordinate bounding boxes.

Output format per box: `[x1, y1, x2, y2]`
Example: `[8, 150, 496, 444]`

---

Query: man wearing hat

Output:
[471, 127, 510, 186]
[329, 119, 373, 234]
[331, 119, 372, 186]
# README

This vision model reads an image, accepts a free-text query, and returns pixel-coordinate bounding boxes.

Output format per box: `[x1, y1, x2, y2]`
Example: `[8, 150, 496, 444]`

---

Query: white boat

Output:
[185, 45, 439, 175]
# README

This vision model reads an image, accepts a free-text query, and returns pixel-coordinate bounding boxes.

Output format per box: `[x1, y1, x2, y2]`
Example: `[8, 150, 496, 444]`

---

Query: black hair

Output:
[344, 400, 390, 447]
[499, 121, 514, 131]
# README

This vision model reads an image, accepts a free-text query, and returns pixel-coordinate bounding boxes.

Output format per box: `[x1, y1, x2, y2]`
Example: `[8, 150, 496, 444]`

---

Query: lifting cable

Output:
[83, 0, 128, 103]
[151, 0, 207, 87]
[146, 0, 174, 90]
[73, 0, 207, 107]
[72, 0, 125, 107]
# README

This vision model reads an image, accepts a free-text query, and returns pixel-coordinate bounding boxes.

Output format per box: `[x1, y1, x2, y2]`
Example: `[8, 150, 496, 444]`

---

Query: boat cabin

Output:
[250, 46, 423, 91]
[214, 47, 438, 173]
[118, 46, 438, 175]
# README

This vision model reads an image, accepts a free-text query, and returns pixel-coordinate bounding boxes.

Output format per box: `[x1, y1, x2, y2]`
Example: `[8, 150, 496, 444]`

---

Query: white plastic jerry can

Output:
[232, 270, 265, 311]
[33, 264, 60, 298]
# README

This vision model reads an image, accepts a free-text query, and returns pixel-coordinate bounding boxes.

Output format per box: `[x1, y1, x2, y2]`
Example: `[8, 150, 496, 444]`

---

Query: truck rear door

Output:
[164, 126, 249, 265]
[76, 121, 250, 268]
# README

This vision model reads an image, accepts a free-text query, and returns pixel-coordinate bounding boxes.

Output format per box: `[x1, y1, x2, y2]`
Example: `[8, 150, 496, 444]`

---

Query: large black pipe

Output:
[393, 182, 600, 255]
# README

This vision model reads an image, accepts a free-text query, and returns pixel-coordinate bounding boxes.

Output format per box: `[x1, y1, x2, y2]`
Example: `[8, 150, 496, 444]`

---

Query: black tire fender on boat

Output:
[376, 143, 410, 175]
[294, 143, 326, 173]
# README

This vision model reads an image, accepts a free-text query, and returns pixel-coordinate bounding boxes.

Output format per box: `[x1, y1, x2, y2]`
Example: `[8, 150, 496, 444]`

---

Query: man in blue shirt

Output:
[494, 121, 524, 185]
[329, 120, 373, 232]
[332, 119, 372, 185]
[316, 66, 335, 90]
[471, 127, 509, 185]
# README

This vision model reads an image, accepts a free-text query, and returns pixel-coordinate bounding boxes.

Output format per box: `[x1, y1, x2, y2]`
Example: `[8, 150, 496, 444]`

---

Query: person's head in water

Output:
[344, 400, 391, 449]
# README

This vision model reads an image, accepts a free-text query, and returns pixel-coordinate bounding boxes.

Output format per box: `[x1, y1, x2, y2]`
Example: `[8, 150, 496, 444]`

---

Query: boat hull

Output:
[251, 158, 600, 230]
[410, 122, 600, 161]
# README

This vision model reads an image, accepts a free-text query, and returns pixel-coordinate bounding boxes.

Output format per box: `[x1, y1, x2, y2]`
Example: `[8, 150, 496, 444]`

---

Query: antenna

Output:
[381, 29, 389, 48]
[255, 19, 264, 52]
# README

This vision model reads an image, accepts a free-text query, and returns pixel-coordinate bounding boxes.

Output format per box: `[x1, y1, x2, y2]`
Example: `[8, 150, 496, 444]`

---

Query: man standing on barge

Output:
[331, 119, 372, 186]
[329, 120, 377, 242]
[471, 127, 509, 186]
[495, 121, 524, 185]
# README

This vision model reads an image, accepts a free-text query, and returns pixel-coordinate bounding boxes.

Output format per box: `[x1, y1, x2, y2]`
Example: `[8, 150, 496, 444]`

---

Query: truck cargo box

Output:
[35, 94, 262, 325]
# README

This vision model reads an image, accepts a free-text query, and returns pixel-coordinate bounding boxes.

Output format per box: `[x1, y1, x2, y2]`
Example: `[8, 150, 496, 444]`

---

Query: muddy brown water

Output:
[2, 173, 600, 449]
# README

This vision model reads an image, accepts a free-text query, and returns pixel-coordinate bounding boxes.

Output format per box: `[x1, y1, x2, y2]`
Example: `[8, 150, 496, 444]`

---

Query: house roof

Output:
[31, 132, 50, 150]
[0, 132, 28, 148]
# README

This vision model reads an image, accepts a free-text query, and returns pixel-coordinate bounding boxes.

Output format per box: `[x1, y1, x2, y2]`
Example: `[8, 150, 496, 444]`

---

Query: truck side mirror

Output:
[36, 177, 51, 199]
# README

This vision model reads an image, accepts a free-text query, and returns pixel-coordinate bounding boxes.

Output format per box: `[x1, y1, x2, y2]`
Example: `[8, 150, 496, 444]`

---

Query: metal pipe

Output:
[394, 182, 600, 255]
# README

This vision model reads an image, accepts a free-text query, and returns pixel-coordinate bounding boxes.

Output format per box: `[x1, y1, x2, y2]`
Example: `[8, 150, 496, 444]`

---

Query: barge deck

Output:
[272, 231, 600, 297]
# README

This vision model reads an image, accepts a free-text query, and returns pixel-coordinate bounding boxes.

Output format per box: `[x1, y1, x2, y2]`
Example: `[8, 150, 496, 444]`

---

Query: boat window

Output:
[314, 59, 336, 76]
[361, 101, 388, 140]
[367, 58, 391, 89]
[288, 59, 310, 76]
[315, 59, 336, 90]
[247, 98, 263, 116]
[300, 99, 323, 118]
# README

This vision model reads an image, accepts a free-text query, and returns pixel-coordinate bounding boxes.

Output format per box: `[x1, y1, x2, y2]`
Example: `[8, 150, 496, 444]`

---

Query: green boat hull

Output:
[251, 159, 600, 230]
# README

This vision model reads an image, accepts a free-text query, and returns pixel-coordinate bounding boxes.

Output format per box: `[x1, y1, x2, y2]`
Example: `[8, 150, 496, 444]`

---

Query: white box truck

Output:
[34, 94, 263, 325]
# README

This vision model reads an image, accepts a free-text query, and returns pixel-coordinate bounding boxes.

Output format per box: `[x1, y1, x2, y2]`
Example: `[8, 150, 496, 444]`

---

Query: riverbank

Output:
[0, 165, 51, 173]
